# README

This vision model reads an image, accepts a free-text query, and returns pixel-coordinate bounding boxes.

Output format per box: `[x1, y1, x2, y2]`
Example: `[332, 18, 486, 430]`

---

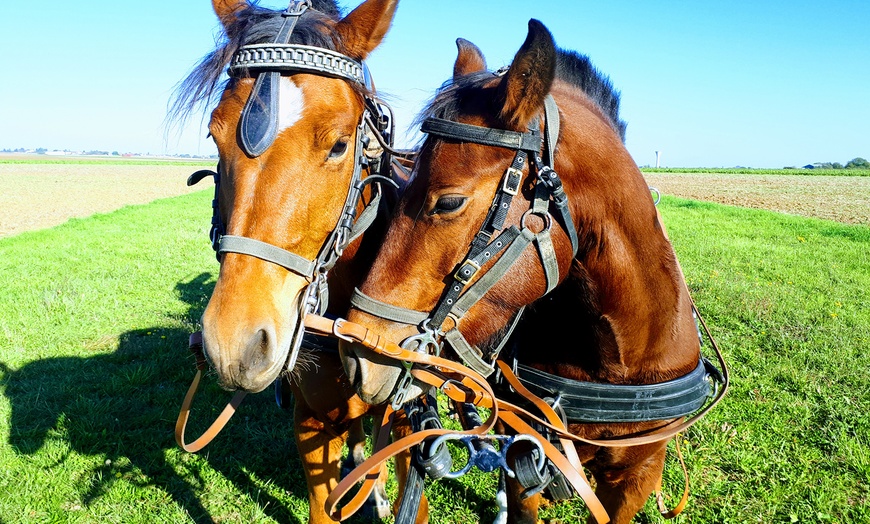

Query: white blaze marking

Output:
[277, 77, 305, 132]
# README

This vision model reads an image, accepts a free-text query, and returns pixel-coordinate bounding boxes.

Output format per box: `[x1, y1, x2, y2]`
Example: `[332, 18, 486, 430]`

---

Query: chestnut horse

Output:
[170, 1, 426, 523]
[340, 20, 716, 524]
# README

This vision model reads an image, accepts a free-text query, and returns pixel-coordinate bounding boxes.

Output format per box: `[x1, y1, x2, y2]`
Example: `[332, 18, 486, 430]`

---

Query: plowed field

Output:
[1, 161, 867, 238]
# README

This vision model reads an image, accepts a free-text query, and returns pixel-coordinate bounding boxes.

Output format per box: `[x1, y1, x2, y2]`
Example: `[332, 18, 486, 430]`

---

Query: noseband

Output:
[188, 0, 404, 372]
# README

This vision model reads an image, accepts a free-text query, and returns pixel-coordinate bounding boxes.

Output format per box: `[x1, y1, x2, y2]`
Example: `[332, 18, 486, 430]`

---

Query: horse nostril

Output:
[344, 352, 361, 389]
[244, 329, 270, 368]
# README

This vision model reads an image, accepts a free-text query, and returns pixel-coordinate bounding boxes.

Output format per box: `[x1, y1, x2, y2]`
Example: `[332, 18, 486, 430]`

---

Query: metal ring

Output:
[649, 186, 661, 206]
[504, 434, 547, 477]
[520, 210, 552, 232]
[428, 434, 476, 479]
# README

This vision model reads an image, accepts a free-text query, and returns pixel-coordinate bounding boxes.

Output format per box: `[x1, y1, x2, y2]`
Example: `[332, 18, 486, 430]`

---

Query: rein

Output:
[304, 309, 728, 523]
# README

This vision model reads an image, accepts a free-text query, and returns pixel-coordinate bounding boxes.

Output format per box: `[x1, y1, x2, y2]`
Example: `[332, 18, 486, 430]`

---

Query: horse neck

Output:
[516, 87, 700, 383]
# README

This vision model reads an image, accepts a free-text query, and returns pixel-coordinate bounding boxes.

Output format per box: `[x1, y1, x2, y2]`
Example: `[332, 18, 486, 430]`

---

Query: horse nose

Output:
[343, 349, 362, 390]
[228, 327, 277, 392]
[244, 328, 271, 366]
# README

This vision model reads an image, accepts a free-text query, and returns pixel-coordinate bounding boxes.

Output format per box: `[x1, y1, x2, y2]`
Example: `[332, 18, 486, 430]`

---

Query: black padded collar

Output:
[507, 359, 717, 423]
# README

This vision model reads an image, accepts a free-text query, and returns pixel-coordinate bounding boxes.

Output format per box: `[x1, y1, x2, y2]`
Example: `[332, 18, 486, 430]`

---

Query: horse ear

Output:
[212, 0, 247, 30]
[335, 0, 399, 60]
[453, 38, 487, 80]
[497, 19, 557, 128]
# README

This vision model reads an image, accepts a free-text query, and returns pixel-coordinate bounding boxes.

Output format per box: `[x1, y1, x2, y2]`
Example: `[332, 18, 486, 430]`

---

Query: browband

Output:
[230, 44, 367, 85]
[421, 118, 543, 152]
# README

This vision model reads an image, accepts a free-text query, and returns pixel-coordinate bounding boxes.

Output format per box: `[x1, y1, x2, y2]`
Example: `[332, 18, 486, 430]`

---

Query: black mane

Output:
[168, 1, 343, 127]
[556, 49, 626, 141]
[419, 48, 627, 142]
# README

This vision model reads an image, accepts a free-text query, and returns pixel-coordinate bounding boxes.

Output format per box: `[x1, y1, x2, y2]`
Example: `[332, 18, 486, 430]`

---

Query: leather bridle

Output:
[176, 0, 411, 452]
[187, 0, 405, 372]
[350, 95, 575, 405]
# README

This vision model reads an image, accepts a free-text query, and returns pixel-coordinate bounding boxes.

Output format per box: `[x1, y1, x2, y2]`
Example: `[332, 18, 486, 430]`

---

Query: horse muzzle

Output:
[340, 340, 418, 405]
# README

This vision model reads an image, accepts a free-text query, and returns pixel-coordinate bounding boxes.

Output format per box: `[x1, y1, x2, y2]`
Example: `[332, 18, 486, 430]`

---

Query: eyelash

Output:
[430, 196, 467, 215]
[329, 139, 349, 159]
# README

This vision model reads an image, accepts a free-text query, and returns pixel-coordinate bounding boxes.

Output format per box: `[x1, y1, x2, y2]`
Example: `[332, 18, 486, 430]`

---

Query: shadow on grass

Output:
[0, 272, 491, 523]
[0, 273, 308, 524]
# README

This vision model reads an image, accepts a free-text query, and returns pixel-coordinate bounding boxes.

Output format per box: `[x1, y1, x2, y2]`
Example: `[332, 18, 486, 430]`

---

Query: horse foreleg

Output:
[588, 444, 667, 524]
[503, 475, 541, 524]
[343, 416, 392, 520]
[389, 417, 429, 524]
[293, 398, 349, 524]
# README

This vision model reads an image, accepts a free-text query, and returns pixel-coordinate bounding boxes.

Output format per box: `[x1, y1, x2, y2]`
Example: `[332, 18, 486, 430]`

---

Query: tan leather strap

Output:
[174, 332, 248, 453]
[499, 411, 609, 524]
[655, 434, 690, 519]
[305, 315, 511, 520]
[328, 406, 398, 520]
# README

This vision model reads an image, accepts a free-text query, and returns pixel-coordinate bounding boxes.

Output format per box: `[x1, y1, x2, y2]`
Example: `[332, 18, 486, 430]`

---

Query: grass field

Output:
[0, 169, 868, 523]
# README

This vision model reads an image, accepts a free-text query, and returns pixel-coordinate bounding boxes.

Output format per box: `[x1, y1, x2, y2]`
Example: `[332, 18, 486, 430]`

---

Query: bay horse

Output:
[169, 1, 427, 522]
[339, 20, 720, 524]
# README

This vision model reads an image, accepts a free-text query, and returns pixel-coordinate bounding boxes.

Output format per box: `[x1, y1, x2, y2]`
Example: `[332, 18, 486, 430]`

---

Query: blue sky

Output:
[1, 1, 868, 168]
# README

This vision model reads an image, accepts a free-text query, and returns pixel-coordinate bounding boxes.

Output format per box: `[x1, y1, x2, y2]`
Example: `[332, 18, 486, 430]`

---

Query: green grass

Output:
[641, 167, 870, 177]
[0, 193, 868, 523]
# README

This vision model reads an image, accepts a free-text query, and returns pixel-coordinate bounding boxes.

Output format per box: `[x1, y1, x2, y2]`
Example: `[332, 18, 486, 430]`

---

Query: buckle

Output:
[454, 259, 481, 285]
[502, 167, 522, 196]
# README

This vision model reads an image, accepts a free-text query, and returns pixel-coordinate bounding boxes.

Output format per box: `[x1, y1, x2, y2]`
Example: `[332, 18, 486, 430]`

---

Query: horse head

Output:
[180, 0, 399, 393]
[341, 19, 696, 407]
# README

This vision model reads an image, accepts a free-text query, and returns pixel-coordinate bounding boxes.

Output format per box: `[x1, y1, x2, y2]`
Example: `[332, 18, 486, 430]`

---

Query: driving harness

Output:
[336, 89, 728, 521]
[176, 11, 729, 521]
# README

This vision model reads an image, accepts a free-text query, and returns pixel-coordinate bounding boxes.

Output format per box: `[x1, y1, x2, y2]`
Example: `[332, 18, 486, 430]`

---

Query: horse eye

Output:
[430, 195, 467, 215]
[329, 139, 349, 159]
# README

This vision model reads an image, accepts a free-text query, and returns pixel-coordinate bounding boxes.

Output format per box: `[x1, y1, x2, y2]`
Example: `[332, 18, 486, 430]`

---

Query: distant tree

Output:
[832, 162, 844, 169]
[845, 157, 869, 169]
[35, 148, 47, 154]
[112, 151, 119, 156]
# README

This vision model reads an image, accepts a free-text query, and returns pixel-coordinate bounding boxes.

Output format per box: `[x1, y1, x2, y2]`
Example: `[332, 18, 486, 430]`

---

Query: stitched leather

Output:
[421, 118, 542, 152]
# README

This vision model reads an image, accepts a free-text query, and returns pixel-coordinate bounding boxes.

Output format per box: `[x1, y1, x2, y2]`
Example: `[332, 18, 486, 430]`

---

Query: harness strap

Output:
[655, 434, 690, 519]
[421, 118, 542, 151]
[543, 94, 559, 166]
[351, 288, 429, 325]
[219, 235, 317, 278]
